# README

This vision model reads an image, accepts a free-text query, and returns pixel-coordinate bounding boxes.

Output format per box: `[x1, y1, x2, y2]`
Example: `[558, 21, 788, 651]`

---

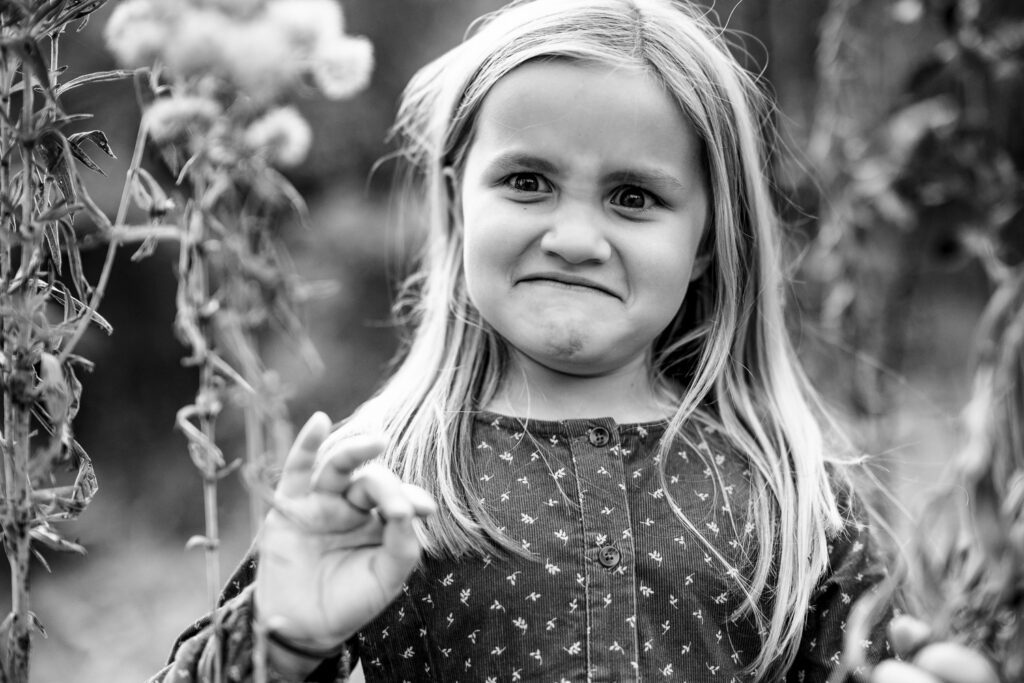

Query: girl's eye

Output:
[506, 173, 550, 193]
[610, 186, 656, 211]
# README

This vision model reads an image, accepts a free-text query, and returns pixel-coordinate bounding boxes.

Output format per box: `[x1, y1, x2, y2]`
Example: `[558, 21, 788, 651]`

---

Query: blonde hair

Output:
[343, 0, 862, 677]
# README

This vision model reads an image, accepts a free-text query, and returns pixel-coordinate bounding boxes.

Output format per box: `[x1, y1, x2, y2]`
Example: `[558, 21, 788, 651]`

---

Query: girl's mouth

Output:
[517, 272, 621, 299]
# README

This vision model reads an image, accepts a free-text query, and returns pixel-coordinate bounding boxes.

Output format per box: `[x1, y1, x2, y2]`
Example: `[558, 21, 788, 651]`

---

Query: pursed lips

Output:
[516, 272, 621, 299]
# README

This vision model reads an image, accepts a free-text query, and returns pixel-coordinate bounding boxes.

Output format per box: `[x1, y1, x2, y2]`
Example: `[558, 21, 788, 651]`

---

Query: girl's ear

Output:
[689, 252, 711, 282]
[443, 166, 459, 204]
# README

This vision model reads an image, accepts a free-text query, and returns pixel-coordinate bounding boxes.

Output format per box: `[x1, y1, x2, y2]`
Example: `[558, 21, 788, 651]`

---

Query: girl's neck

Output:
[485, 352, 678, 423]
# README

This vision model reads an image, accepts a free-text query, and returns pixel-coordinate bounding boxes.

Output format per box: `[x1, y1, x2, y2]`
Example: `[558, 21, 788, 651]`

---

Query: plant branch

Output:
[57, 112, 150, 365]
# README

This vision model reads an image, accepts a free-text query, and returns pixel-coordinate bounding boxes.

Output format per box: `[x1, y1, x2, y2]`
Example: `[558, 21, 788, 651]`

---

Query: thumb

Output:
[374, 516, 423, 594]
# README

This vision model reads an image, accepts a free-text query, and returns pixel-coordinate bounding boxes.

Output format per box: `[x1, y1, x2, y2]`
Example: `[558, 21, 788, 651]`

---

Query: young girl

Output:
[155, 1, 1000, 681]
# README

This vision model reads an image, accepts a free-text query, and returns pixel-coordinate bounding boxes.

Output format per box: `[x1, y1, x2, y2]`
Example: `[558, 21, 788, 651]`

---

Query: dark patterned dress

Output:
[152, 412, 892, 682]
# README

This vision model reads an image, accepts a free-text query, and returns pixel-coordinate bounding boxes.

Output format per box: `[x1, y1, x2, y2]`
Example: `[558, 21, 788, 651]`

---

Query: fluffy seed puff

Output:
[104, 0, 373, 106]
[243, 106, 313, 168]
[145, 95, 223, 146]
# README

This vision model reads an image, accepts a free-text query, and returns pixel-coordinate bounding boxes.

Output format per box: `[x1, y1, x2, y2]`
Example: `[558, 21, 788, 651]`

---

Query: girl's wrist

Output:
[263, 628, 345, 680]
[265, 626, 348, 661]
[252, 595, 347, 678]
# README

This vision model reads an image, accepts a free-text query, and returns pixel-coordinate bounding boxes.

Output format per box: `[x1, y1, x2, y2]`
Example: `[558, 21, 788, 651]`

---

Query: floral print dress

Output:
[154, 412, 891, 682]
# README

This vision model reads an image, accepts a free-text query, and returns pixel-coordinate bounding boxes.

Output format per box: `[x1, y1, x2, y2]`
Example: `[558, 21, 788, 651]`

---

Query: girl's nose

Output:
[539, 203, 612, 264]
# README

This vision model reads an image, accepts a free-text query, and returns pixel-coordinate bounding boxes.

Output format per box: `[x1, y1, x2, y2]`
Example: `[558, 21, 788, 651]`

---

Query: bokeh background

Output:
[3, 0, 1021, 679]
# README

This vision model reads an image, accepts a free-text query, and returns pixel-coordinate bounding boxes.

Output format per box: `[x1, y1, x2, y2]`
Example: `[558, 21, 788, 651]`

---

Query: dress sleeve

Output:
[784, 517, 895, 683]
[148, 553, 354, 683]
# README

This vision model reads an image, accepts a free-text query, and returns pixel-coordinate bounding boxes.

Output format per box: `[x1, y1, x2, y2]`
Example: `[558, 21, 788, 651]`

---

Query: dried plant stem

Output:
[0, 65, 40, 680]
[57, 112, 150, 366]
[2, 375, 32, 681]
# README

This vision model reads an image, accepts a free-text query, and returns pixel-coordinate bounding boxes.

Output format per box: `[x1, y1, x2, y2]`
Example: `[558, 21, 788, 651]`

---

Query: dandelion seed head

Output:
[266, 0, 344, 52]
[313, 35, 373, 100]
[162, 9, 233, 80]
[244, 106, 312, 167]
[146, 95, 223, 146]
[222, 19, 302, 106]
[104, 0, 171, 68]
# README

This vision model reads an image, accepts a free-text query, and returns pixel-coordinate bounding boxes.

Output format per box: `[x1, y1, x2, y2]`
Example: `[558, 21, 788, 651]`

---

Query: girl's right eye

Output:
[505, 173, 550, 193]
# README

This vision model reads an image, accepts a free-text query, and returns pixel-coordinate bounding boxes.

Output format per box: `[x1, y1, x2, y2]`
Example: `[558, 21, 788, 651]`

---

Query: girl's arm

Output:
[148, 578, 351, 683]
[151, 413, 434, 682]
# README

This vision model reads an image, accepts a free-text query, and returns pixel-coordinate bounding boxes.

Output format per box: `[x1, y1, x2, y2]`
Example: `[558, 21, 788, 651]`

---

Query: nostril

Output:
[540, 223, 611, 265]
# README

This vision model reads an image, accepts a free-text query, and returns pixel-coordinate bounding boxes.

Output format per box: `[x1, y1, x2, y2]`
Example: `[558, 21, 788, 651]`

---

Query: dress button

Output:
[588, 426, 611, 447]
[598, 545, 621, 568]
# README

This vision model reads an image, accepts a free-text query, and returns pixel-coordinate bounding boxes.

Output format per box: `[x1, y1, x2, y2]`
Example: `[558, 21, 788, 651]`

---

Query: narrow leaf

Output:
[43, 222, 62, 273]
[36, 130, 76, 202]
[55, 69, 135, 98]
[58, 220, 93, 299]
[36, 198, 81, 223]
[68, 130, 116, 159]
[67, 138, 105, 175]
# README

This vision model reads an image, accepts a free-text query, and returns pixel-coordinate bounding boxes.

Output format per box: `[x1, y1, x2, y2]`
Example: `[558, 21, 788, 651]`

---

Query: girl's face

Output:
[459, 60, 709, 382]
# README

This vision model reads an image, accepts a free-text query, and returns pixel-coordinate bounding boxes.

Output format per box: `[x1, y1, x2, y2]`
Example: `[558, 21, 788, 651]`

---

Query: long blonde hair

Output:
[343, 0, 863, 677]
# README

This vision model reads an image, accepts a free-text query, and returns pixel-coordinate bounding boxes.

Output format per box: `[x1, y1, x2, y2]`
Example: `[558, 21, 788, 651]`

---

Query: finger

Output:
[401, 483, 437, 518]
[889, 615, 934, 659]
[276, 412, 332, 498]
[871, 660, 942, 683]
[344, 464, 416, 520]
[311, 435, 388, 494]
[913, 643, 1001, 683]
[375, 516, 424, 592]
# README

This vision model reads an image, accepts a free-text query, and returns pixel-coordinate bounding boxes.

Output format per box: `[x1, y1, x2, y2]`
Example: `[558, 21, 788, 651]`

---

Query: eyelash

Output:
[503, 173, 663, 212]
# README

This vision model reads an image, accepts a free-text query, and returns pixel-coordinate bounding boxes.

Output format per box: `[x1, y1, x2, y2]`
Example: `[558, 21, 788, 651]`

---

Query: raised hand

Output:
[870, 616, 1000, 683]
[255, 412, 435, 670]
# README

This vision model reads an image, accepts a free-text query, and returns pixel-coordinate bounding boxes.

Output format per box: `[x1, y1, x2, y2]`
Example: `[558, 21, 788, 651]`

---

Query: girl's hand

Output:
[255, 412, 435, 669]
[870, 616, 1000, 683]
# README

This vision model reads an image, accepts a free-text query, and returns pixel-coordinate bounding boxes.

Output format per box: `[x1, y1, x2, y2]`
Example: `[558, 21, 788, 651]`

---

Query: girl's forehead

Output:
[468, 60, 701, 176]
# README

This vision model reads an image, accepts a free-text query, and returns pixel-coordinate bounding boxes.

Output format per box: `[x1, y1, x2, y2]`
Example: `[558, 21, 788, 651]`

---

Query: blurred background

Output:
[3, 0, 1021, 679]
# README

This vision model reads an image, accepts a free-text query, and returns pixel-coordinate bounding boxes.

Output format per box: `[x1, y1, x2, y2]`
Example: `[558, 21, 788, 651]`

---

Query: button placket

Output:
[571, 422, 639, 680]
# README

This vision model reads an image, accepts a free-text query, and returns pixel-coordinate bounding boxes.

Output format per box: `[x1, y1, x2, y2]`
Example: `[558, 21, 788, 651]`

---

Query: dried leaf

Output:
[38, 351, 69, 425]
[43, 221, 62, 274]
[55, 69, 134, 98]
[46, 280, 113, 335]
[67, 129, 115, 178]
[28, 612, 45, 638]
[130, 234, 159, 262]
[58, 220, 93, 300]
[36, 198, 81, 224]
[29, 523, 85, 554]
[36, 130, 76, 203]
[67, 139, 105, 176]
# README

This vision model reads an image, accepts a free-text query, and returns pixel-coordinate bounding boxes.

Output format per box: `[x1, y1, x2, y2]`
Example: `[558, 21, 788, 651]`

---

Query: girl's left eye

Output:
[610, 186, 657, 211]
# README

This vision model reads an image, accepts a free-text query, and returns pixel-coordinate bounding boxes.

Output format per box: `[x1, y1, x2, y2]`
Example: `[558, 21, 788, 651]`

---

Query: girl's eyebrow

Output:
[604, 168, 688, 194]
[486, 151, 560, 176]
